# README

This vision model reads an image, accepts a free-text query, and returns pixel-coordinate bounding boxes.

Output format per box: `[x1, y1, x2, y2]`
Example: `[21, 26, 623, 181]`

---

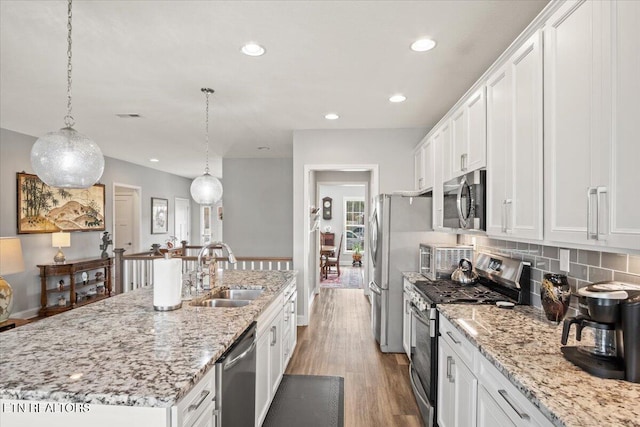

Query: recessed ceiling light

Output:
[389, 94, 407, 103]
[410, 38, 437, 52]
[325, 113, 339, 120]
[241, 43, 266, 56]
[149, 158, 159, 162]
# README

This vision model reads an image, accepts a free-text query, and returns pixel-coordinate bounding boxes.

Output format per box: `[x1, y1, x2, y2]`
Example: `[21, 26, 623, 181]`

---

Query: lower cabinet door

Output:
[255, 328, 271, 426]
[192, 405, 217, 427]
[437, 338, 477, 427]
[477, 385, 516, 427]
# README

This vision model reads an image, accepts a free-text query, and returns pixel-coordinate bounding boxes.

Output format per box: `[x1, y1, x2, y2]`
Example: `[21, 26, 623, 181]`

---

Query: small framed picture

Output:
[151, 197, 168, 234]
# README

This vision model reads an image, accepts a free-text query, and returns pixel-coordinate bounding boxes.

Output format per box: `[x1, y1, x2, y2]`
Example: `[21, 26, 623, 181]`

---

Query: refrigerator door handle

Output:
[369, 281, 382, 295]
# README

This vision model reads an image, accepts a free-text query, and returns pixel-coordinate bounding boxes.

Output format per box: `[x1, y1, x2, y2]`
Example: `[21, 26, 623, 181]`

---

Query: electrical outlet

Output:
[559, 249, 570, 272]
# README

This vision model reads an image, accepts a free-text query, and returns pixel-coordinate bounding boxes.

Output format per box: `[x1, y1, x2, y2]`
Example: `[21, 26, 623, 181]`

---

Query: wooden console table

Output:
[38, 257, 113, 317]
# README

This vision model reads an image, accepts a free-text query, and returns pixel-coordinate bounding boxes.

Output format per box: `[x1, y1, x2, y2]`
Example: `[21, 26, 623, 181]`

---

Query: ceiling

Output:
[0, 0, 549, 179]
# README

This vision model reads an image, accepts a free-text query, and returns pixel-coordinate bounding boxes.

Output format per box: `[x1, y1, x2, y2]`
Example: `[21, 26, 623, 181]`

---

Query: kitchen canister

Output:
[152, 257, 182, 311]
[541, 273, 571, 323]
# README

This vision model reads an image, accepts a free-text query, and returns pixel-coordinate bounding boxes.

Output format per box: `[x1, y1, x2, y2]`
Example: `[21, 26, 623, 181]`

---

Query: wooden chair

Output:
[323, 233, 343, 279]
[320, 232, 335, 246]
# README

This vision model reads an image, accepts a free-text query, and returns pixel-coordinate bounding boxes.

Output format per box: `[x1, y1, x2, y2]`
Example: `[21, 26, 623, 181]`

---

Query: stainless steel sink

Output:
[192, 299, 251, 308]
[190, 287, 264, 308]
[214, 289, 264, 300]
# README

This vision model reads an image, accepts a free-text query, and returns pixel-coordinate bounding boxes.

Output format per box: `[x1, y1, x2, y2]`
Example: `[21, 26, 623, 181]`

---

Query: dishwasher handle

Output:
[223, 340, 256, 371]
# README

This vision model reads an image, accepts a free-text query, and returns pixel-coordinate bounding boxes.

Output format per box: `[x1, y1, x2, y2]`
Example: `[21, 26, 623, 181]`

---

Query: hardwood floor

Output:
[286, 288, 422, 427]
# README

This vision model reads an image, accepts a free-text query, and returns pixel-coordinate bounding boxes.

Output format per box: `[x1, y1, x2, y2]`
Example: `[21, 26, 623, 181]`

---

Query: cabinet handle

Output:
[187, 389, 210, 412]
[446, 356, 455, 382]
[446, 331, 461, 345]
[587, 187, 597, 240]
[505, 199, 512, 232]
[270, 325, 277, 346]
[501, 200, 507, 233]
[498, 389, 530, 420]
[460, 154, 464, 171]
[596, 187, 607, 241]
[405, 300, 411, 315]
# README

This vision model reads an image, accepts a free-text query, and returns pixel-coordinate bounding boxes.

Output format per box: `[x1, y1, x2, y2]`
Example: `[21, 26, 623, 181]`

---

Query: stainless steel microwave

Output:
[443, 170, 486, 231]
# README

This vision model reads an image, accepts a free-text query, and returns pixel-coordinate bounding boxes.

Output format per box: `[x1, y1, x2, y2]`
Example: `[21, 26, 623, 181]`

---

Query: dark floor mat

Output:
[262, 374, 344, 427]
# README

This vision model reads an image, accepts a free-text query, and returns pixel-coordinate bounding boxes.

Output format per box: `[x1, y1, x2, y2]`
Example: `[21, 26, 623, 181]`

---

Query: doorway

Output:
[113, 184, 141, 254]
[301, 164, 379, 326]
[174, 197, 190, 245]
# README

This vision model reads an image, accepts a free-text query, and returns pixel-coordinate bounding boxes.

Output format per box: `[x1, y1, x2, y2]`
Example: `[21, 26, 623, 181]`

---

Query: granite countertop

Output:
[0, 270, 296, 408]
[437, 304, 640, 427]
[402, 272, 427, 284]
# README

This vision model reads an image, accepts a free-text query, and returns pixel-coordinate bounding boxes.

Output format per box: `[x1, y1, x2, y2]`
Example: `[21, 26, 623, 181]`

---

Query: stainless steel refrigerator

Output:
[368, 194, 433, 353]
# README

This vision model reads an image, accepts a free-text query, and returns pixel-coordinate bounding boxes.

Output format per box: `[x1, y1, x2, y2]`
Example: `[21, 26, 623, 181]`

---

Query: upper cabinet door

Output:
[602, 0, 640, 250]
[544, 0, 599, 246]
[423, 139, 434, 191]
[545, 0, 639, 250]
[465, 88, 487, 173]
[441, 121, 453, 183]
[451, 106, 467, 178]
[451, 88, 487, 178]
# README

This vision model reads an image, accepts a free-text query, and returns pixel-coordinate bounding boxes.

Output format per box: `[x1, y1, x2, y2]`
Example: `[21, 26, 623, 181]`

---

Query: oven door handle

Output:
[410, 306, 430, 327]
[409, 364, 434, 416]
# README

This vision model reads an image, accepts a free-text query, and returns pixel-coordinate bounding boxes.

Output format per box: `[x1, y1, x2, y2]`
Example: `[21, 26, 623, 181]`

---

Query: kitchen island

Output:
[438, 304, 640, 427]
[0, 270, 296, 425]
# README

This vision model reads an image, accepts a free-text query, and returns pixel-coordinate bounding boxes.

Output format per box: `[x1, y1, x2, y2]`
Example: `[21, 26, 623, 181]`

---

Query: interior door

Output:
[115, 194, 135, 252]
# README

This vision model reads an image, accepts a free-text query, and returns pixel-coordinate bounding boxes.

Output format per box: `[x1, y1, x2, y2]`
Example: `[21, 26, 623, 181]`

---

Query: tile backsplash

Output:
[457, 235, 640, 317]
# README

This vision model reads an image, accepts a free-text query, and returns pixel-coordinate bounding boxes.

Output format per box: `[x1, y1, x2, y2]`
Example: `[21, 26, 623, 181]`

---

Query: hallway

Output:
[286, 288, 422, 427]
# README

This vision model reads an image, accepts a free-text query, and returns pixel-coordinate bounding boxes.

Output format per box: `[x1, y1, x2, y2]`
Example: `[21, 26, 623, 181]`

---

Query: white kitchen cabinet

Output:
[451, 88, 486, 178]
[255, 294, 285, 427]
[437, 337, 477, 427]
[414, 137, 432, 192]
[433, 120, 453, 230]
[477, 385, 516, 427]
[544, 0, 640, 250]
[477, 352, 553, 427]
[486, 30, 543, 240]
[282, 281, 297, 367]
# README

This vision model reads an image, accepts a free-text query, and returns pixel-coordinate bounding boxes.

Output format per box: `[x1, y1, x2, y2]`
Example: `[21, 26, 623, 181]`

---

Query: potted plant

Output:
[352, 243, 363, 266]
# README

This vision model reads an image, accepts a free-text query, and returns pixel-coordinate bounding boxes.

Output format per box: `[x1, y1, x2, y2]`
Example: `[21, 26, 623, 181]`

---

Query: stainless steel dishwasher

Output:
[215, 322, 257, 427]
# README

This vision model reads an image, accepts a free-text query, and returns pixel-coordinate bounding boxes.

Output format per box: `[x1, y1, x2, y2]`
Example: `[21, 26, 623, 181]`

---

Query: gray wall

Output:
[293, 128, 427, 322]
[318, 183, 366, 259]
[0, 128, 195, 316]
[222, 158, 293, 257]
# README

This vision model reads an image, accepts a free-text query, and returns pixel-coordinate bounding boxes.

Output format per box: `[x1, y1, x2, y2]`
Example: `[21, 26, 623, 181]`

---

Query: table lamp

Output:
[0, 237, 25, 322]
[52, 232, 71, 264]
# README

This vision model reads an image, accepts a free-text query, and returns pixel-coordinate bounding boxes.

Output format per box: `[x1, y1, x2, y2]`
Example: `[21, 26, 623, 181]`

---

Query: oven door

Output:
[410, 304, 437, 427]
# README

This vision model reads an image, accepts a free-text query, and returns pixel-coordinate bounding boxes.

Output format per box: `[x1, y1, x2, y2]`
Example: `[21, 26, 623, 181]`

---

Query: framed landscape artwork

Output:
[151, 197, 168, 234]
[17, 172, 106, 234]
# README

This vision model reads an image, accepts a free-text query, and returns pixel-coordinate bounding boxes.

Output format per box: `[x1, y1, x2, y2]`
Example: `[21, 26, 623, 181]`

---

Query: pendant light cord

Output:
[202, 88, 215, 174]
[64, 0, 74, 128]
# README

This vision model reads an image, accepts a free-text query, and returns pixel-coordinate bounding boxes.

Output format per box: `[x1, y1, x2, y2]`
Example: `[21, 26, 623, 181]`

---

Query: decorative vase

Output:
[0, 277, 14, 322]
[541, 273, 571, 323]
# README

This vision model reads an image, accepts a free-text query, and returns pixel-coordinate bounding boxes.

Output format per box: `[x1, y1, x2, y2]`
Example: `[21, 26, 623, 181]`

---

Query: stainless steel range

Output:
[408, 252, 530, 427]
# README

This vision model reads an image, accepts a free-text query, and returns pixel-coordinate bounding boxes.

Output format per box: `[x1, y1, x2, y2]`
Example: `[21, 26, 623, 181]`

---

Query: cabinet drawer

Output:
[172, 368, 216, 427]
[439, 314, 475, 369]
[477, 356, 552, 427]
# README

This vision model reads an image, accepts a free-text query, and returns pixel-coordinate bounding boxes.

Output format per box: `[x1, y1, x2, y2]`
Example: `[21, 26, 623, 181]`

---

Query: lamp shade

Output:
[190, 173, 223, 205]
[52, 232, 71, 248]
[0, 237, 25, 276]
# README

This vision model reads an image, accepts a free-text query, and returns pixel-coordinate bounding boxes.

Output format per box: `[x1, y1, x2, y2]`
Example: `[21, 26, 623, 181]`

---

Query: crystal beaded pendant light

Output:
[30, 0, 104, 189]
[190, 88, 223, 205]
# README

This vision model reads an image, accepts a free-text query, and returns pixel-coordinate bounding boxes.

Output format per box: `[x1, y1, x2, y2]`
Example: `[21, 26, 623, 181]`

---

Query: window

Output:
[344, 197, 365, 252]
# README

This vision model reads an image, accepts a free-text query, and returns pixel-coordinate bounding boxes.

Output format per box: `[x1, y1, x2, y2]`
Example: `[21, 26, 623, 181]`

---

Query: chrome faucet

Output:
[196, 242, 237, 292]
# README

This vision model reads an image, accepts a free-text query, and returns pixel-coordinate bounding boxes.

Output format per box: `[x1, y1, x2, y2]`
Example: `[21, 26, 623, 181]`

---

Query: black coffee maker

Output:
[561, 281, 640, 383]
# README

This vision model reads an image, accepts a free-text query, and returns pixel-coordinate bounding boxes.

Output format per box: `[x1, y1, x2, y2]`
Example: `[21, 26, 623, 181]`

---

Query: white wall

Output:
[222, 158, 293, 257]
[293, 128, 427, 323]
[318, 183, 366, 258]
[0, 128, 195, 316]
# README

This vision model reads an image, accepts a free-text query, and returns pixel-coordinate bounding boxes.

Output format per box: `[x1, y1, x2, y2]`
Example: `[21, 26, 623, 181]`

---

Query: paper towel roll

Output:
[153, 258, 182, 311]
